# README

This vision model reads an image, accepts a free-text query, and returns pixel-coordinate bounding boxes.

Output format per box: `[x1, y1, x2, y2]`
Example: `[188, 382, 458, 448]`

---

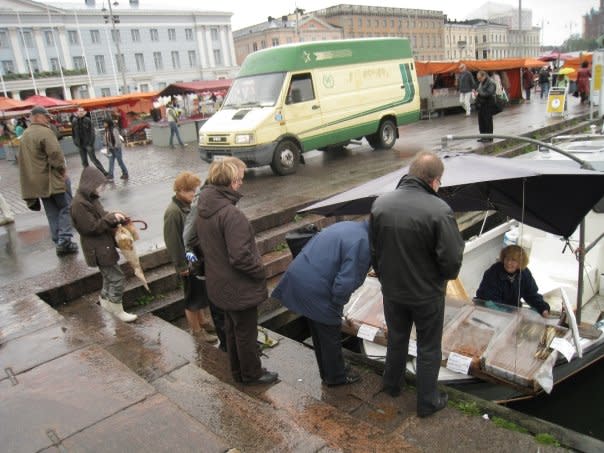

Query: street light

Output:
[102, 1, 128, 94]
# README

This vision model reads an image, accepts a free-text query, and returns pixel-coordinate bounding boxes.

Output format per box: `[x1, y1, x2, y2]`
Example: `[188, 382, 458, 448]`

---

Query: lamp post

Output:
[103, 1, 128, 94]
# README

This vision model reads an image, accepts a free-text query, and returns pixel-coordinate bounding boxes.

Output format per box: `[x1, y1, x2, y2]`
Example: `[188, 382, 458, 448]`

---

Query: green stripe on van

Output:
[239, 38, 413, 76]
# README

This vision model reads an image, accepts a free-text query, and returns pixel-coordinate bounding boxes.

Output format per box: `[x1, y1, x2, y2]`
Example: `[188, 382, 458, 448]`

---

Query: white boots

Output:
[99, 297, 138, 323]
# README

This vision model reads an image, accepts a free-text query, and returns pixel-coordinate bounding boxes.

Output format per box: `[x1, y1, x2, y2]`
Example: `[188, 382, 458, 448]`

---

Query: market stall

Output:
[416, 58, 546, 117]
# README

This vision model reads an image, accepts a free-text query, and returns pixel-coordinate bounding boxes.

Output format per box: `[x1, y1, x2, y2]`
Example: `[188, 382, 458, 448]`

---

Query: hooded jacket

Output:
[18, 122, 66, 199]
[195, 184, 267, 311]
[70, 167, 120, 267]
[370, 176, 465, 303]
[272, 221, 371, 326]
[163, 195, 190, 273]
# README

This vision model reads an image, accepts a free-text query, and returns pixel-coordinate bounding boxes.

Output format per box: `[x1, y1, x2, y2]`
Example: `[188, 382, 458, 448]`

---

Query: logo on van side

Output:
[322, 74, 334, 89]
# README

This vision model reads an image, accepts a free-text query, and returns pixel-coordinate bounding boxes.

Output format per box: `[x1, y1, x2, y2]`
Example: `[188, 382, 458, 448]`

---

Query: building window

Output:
[50, 57, 60, 71]
[45, 30, 54, 46]
[22, 31, 34, 48]
[153, 51, 163, 70]
[101, 88, 111, 97]
[213, 49, 222, 65]
[168, 28, 176, 41]
[135, 53, 145, 71]
[252, 42, 258, 51]
[2, 60, 14, 73]
[185, 28, 193, 40]
[140, 83, 149, 92]
[150, 29, 159, 41]
[73, 56, 85, 69]
[111, 29, 120, 43]
[131, 29, 140, 42]
[0, 31, 8, 48]
[90, 30, 100, 44]
[272, 37, 279, 46]
[115, 53, 125, 72]
[211, 28, 219, 41]
[27, 59, 39, 72]
[157, 82, 167, 89]
[260, 40, 266, 49]
[68, 30, 79, 45]
[171, 51, 180, 69]
[95, 55, 106, 74]
[188, 50, 196, 67]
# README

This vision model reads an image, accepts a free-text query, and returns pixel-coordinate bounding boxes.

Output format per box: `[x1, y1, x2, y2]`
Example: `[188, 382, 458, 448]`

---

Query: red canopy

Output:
[0, 96, 34, 112]
[24, 95, 76, 111]
[157, 80, 232, 97]
[415, 58, 545, 77]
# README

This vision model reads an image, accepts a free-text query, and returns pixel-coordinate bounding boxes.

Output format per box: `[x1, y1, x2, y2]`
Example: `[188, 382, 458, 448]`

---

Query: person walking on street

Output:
[522, 68, 534, 102]
[272, 220, 371, 387]
[167, 101, 186, 149]
[577, 61, 591, 104]
[18, 106, 79, 256]
[457, 64, 476, 116]
[538, 67, 550, 100]
[195, 157, 278, 386]
[72, 107, 109, 177]
[370, 151, 464, 418]
[475, 70, 497, 142]
[102, 119, 129, 181]
[70, 166, 137, 322]
[163, 171, 218, 344]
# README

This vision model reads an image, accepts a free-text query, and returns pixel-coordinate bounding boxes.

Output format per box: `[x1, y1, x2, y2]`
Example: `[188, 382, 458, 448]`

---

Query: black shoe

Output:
[382, 385, 401, 397]
[418, 392, 448, 418]
[325, 371, 361, 387]
[56, 241, 78, 256]
[242, 370, 279, 386]
[120, 174, 129, 180]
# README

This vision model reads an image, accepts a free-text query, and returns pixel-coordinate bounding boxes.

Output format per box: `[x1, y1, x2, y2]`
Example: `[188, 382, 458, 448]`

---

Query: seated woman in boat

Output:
[475, 245, 550, 317]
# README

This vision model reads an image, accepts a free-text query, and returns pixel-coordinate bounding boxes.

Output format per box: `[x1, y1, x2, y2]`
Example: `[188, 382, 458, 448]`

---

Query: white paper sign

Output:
[446, 352, 473, 375]
[357, 324, 379, 341]
[408, 339, 417, 357]
[550, 337, 575, 362]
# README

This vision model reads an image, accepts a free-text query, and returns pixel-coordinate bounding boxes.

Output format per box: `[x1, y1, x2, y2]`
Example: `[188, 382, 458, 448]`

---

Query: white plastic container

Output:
[503, 226, 519, 247]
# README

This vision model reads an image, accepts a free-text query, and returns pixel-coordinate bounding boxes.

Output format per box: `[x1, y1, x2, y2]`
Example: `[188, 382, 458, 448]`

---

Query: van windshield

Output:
[223, 73, 286, 109]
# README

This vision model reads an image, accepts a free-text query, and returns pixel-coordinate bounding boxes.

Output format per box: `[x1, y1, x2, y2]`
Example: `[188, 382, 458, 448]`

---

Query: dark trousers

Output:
[308, 318, 346, 385]
[78, 145, 107, 175]
[382, 296, 444, 415]
[224, 306, 262, 382]
[477, 107, 493, 135]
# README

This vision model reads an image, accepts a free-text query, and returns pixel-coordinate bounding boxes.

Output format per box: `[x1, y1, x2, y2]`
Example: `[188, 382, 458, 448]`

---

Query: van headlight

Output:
[235, 134, 254, 145]
[198, 133, 206, 146]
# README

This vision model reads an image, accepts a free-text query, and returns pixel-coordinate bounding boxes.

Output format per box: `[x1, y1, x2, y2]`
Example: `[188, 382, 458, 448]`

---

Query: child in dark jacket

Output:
[70, 166, 137, 322]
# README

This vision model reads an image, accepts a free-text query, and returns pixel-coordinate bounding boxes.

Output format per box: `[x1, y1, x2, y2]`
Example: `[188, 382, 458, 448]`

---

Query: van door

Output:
[281, 72, 323, 151]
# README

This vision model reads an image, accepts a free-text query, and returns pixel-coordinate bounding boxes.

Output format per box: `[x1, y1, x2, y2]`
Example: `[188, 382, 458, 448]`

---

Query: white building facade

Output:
[0, 0, 238, 100]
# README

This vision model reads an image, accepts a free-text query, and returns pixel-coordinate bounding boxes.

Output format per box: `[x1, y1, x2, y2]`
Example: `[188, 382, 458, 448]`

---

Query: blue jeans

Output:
[540, 82, 550, 99]
[41, 178, 74, 245]
[168, 121, 184, 147]
[108, 147, 129, 178]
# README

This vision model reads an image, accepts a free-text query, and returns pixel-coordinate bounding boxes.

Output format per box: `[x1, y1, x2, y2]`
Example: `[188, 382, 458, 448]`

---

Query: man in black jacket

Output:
[72, 108, 108, 177]
[370, 151, 464, 418]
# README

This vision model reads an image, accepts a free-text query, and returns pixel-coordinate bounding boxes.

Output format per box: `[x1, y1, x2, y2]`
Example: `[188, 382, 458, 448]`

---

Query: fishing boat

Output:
[300, 137, 604, 402]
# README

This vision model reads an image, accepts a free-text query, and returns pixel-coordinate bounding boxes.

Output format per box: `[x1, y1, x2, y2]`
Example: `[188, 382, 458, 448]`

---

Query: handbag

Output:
[493, 96, 504, 115]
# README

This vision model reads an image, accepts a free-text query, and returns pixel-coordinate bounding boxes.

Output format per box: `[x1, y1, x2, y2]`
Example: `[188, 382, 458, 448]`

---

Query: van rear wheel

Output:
[270, 139, 300, 176]
[367, 119, 397, 150]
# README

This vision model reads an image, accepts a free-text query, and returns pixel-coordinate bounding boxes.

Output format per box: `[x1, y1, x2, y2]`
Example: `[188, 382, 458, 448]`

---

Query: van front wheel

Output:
[367, 119, 397, 150]
[271, 139, 300, 176]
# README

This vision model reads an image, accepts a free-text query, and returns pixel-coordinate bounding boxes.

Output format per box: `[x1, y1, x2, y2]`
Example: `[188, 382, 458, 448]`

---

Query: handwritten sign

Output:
[357, 324, 379, 341]
[446, 352, 473, 375]
[550, 337, 575, 362]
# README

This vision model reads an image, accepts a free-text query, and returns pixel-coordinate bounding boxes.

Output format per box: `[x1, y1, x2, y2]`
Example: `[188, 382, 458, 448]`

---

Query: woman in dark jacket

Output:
[195, 157, 278, 385]
[70, 166, 137, 322]
[475, 70, 497, 142]
[102, 119, 129, 181]
[476, 245, 550, 317]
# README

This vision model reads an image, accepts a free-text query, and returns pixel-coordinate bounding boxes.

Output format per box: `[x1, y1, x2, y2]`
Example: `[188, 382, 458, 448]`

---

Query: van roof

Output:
[238, 38, 413, 77]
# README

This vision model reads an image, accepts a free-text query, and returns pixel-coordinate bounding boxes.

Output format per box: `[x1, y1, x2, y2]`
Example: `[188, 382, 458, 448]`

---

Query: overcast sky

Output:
[42, 0, 599, 46]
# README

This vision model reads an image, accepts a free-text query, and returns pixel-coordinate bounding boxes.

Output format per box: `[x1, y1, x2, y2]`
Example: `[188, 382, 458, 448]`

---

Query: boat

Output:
[300, 136, 604, 402]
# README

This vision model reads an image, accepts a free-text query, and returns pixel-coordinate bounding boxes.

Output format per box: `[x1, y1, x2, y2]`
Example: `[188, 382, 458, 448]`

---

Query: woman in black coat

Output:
[475, 70, 497, 142]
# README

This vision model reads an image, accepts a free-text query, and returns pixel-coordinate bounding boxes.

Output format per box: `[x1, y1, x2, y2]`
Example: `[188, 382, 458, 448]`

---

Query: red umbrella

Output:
[0, 96, 34, 112]
[538, 51, 575, 62]
[23, 95, 74, 109]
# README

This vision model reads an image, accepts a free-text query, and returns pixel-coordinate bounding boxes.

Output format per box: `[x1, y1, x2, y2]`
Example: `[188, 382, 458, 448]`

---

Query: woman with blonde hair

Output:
[195, 157, 278, 385]
[164, 171, 218, 343]
[476, 245, 550, 317]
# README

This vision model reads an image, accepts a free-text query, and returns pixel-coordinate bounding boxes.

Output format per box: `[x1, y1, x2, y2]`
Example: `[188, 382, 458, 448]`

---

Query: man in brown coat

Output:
[196, 157, 278, 385]
[18, 105, 78, 256]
